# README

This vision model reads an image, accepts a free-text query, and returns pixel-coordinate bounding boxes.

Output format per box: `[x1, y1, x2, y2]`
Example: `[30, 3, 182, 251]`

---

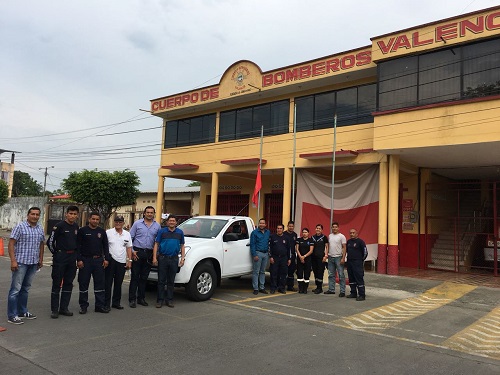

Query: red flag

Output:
[252, 164, 262, 207]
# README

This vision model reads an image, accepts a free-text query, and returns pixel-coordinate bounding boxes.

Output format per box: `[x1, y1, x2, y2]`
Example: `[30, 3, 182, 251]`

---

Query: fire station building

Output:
[151, 6, 500, 276]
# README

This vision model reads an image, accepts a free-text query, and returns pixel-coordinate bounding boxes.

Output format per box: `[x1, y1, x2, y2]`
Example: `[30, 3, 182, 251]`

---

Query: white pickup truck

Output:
[149, 215, 256, 301]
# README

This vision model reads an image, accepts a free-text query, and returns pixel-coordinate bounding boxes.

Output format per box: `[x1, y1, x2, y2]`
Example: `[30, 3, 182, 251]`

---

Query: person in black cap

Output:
[47, 205, 80, 319]
[105, 216, 132, 310]
[77, 212, 110, 314]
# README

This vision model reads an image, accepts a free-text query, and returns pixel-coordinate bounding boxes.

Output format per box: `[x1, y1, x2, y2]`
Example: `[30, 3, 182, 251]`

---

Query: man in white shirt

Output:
[325, 222, 347, 297]
[105, 216, 132, 310]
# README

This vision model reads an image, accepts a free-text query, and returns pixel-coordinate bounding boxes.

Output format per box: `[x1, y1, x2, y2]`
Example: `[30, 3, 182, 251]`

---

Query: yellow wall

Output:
[374, 98, 500, 150]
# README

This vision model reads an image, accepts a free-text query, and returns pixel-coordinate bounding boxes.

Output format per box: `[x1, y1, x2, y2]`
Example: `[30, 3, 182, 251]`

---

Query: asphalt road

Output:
[0, 255, 499, 375]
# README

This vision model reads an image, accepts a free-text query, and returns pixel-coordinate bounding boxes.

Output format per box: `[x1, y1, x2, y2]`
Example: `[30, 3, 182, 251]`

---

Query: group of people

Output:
[6, 205, 185, 325]
[250, 218, 367, 301]
[7, 207, 366, 325]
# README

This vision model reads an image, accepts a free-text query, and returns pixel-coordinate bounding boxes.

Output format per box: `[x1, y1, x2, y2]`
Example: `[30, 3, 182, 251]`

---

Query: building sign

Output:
[262, 49, 372, 87]
[151, 87, 219, 112]
[402, 199, 418, 231]
[372, 8, 500, 60]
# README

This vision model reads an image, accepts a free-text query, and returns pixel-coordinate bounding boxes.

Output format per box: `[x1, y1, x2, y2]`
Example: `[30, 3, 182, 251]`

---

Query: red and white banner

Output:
[295, 166, 379, 260]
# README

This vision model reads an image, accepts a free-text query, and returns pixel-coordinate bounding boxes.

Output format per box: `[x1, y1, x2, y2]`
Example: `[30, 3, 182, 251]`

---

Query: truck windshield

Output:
[179, 218, 228, 239]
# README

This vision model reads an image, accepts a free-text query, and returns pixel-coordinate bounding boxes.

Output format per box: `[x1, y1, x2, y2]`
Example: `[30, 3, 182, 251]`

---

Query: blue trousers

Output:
[270, 256, 288, 291]
[78, 257, 106, 309]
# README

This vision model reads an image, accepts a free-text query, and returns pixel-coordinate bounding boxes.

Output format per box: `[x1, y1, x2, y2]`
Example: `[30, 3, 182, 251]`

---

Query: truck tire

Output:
[186, 262, 217, 301]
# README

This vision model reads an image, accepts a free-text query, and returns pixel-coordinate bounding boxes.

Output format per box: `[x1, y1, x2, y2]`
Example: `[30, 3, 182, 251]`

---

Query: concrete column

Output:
[387, 155, 400, 275]
[377, 160, 389, 274]
[155, 176, 165, 222]
[282, 168, 292, 224]
[210, 172, 219, 215]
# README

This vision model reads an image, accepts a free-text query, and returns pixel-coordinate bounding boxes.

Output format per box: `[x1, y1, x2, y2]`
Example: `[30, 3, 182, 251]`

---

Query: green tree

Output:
[12, 171, 43, 197]
[0, 180, 8, 207]
[187, 181, 201, 187]
[62, 170, 140, 225]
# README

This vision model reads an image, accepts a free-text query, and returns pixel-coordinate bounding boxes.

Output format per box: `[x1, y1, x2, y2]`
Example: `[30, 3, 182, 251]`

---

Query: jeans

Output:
[157, 255, 178, 302]
[327, 256, 345, 293]
[7, 263, 38, 319]
[252, 252, 268, 290]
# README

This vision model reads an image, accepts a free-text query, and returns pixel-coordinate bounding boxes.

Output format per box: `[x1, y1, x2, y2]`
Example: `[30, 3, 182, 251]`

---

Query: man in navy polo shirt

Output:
[152, 215, 185, 308]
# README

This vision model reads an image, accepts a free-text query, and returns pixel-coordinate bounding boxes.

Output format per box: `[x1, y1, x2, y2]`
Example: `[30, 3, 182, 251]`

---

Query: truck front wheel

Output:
[186, 262, 217, 301]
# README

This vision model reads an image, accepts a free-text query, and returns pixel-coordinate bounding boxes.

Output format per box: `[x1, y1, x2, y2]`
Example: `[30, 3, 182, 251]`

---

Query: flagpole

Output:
[257, 125, 264, 218]
[330, 114, 337, 226]
[291, 103, 297, 221]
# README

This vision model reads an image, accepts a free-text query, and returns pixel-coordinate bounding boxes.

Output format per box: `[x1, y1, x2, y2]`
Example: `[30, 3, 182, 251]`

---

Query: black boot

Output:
[303, 281, 309, 294]
[313, 280, 323, 294]
[298, 281, 304, 294]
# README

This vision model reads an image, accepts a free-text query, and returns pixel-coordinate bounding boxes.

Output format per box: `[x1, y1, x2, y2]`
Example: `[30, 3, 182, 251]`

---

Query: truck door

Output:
[222, 220, 253, 275]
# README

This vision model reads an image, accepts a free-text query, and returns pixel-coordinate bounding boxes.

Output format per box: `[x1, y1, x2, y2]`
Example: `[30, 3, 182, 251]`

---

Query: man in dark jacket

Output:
[269, 224, 292, 294]
[47, 205, 79, 319]
[346, 228, 368, 301]
[77, 212, 110, 314]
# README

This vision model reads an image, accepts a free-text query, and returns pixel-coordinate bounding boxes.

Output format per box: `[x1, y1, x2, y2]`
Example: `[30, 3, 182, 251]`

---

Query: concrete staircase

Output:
[428, 191, 483, 271]
[428, 230, 458, 271]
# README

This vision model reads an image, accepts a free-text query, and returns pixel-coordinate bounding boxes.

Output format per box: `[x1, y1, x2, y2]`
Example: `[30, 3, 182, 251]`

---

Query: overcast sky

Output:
[1, 0, 497, 192]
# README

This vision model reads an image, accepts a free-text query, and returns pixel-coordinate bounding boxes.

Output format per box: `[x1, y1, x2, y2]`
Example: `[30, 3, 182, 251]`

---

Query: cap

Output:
[161, 213, 170, 220]
[114, 215, 125, 222]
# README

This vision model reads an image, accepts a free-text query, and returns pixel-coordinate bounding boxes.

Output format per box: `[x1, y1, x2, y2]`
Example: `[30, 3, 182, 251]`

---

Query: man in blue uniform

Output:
[47, 205, 79, 319]
[152, 215, 185, 308]
[311, 224, 328, 294]
[269, 224, 292, 294]
[346, 228, 368, 301]
[283, 221, 298, 292]
[250, 218, 270, 295]
[77, 212, 110, 314]
[128, 206, 161, 308]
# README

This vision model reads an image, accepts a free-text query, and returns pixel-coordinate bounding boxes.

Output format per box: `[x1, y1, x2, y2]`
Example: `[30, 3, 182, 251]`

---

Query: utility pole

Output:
[39, 166, 54, 197]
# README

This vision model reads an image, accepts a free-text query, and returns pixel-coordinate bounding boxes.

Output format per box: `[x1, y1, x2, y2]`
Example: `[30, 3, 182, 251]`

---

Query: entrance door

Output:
[425, 181, 499, 276]
[264, 193, 283, 233]
[206, 194, 250, 216]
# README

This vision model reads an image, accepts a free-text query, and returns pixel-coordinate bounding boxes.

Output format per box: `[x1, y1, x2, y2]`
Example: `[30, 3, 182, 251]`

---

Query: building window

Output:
[377, 37, 500, 111]
[295, 83, 376, 131]
[164, 113, 216, 149]
[378, 56, 418, 111]
[463, 38, 500, 98]
[219, 99, 289, 141]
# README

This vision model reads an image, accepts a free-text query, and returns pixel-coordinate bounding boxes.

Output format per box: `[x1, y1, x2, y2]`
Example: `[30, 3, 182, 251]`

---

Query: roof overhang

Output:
[221, 158, 267, 166]
[299, 150, 359, 160]
[162, 163, 199, 170]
